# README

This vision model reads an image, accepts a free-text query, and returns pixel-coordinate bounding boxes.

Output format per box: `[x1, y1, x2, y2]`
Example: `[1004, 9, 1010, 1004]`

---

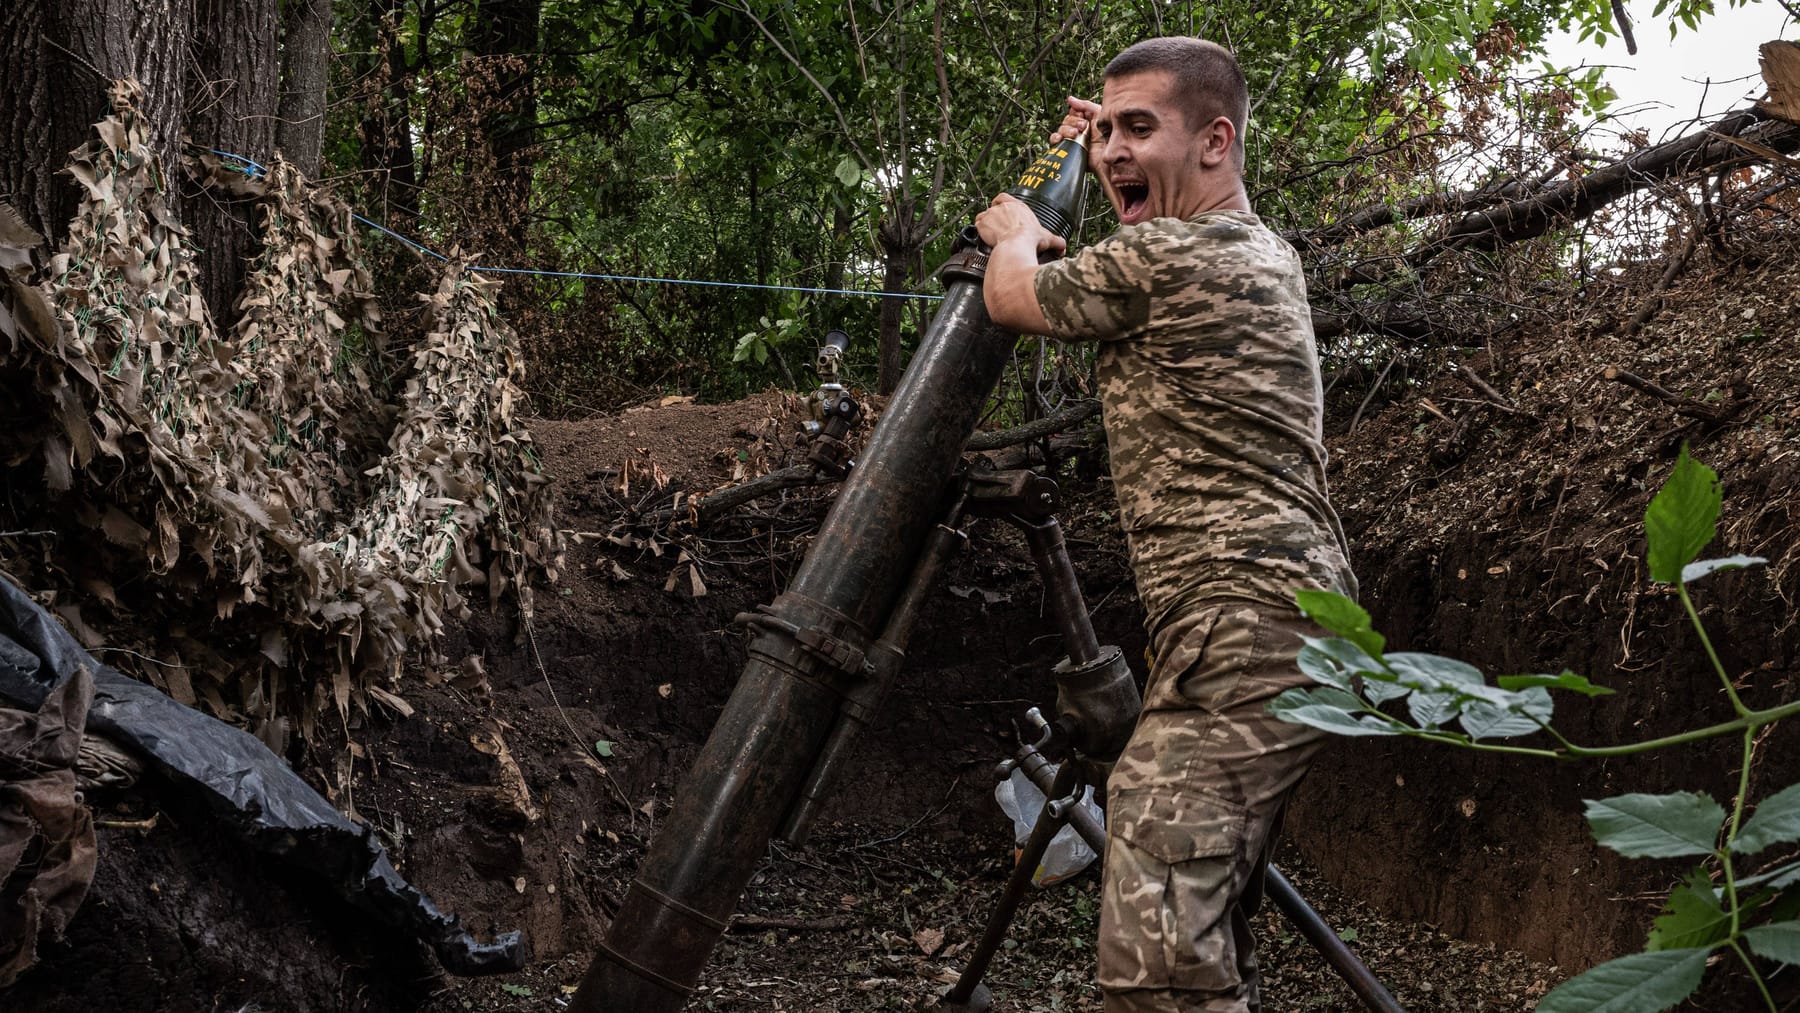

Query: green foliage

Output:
[1585, 794, 1724, 859]
[1647, 870, 1733, 952]
[318, 0, 1729, 407]
[1277, 451, 1800, 1009]
[1733, 784, 1800, 856]
[1645, 446, 1720, 583]
[1534, 948, 1710, 1013]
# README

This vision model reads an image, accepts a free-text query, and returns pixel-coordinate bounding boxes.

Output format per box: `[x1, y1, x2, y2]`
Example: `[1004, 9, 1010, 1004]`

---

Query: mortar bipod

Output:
[937, 708, 1409, 1013]
[777, 479, 972, 845]
[962, 466, 1139, 761]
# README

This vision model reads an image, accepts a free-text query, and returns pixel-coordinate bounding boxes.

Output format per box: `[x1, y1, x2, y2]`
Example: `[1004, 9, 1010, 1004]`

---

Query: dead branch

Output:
[1449, 363, 1523, 415]
[658, 401, 1105, 529]
[1602, 366, 1724, 422]
[728, 914, 856, 933]
[1303, 108, 1800, 299]
[964, 398, 1100, 451]
[1411, 110, 1798, 267]
[1622, 229, 1700, 337]
[691, 465, 823, 525]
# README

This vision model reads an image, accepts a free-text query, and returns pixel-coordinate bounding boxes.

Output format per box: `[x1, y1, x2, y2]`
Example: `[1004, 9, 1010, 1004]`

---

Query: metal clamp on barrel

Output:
[735, 594, 874, 682]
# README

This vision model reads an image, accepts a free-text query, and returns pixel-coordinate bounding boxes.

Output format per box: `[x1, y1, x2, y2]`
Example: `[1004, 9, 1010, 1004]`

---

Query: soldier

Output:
[974, 37, 1359, 1013]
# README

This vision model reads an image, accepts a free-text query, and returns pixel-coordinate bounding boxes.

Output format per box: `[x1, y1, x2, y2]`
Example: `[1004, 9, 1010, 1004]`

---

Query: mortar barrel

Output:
[570, 133, 1089, 1013]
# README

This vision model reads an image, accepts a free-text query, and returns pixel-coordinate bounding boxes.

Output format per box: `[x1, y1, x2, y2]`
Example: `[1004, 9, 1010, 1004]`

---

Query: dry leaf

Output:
[912, 927, 945, 956]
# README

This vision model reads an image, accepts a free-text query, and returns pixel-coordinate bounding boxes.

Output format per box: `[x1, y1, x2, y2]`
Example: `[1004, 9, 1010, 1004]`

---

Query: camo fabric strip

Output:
[1032, 211, 1356, 639]
[1098, 604, 1326, 1013]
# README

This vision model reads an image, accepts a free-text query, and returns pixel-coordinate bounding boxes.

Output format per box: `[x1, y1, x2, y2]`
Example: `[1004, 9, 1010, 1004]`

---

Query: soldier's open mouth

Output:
[1116, 182, 1149, 220]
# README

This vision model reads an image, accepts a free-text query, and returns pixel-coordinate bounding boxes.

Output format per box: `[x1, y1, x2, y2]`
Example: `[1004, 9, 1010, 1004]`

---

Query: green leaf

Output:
[1462, 686, 1553, 739]
[1680, 554, 1767, 584]
[1646, 869, 1731, 951]
[1645, 446, 1719, 584]
[1296, 642, 1355, 693]
[1732, 783, 1800, 855]
[1535, 947, 1710, 1013]
[834, 155, 862, 189]
[1384, 652, 1487, 727]
[1586, 792, 1724, 858]
[1738, 860, 1800, 891]
[1294, 590, 1385, 656]
[1743, 920, 1800, 965]
[1300, 635, 1383, 674]
[1268, 687, 1400, 737]
[500, 983, 535, 997]
[595, 739, 615, 758]
[1336, 926, 1359, 942]
[1497, 670, 1616, 697]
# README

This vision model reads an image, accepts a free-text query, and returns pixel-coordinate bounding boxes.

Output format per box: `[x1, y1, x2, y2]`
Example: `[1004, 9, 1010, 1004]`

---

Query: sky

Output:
[1543, 0, 1796, 145]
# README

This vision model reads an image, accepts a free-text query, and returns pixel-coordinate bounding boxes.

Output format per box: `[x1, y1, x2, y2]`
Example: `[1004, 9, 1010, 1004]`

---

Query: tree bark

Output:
[875, 200, 923, 395]
[184, 0, 281, 325]
[0, 0, 189, 246]
[470, 0, 539, 257]
[358, 0, 420, 225]
[276, 0, 332, 178]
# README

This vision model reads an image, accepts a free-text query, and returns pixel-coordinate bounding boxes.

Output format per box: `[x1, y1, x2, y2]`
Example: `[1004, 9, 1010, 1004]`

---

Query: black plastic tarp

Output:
[0, 575, 523, 975]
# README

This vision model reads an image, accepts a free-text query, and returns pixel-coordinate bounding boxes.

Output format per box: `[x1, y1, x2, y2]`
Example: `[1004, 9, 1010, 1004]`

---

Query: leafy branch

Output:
[1273, 447, 1799, 1012]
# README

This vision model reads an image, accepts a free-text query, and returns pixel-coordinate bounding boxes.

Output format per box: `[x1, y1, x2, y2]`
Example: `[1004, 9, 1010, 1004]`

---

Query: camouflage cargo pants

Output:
[1098, 601, 1327, 1013]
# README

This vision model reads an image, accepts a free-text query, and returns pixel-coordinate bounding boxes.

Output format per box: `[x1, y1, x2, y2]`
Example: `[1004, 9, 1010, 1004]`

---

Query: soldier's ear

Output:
[1196, 115, 1235, 169]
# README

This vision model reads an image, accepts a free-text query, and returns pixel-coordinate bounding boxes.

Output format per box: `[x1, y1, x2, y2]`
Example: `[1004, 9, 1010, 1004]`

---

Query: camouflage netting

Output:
[0, 80, 562, 747]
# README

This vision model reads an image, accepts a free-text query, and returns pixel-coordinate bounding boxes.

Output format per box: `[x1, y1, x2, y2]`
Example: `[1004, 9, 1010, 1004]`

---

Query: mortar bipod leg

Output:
[779, 484, 971, 846]
[936, 759, 1084, 1013]
[1009, 743, 1408, 1013]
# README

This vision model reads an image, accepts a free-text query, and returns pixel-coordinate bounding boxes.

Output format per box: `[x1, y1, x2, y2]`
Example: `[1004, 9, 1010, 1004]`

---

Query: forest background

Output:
[6, 0, 1743, 413]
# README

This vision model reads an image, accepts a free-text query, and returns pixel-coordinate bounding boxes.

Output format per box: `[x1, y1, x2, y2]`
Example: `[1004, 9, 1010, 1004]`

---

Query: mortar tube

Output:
[570, 133, 1088, 1013]
[1011, 749, 1406, 1013]
[570, 276, 1020, 1013]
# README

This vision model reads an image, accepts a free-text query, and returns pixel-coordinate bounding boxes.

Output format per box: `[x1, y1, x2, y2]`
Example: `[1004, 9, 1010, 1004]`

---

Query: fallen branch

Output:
[692, 465, 821, 525]
[1622, 229, 1700, 337]
[661, 403, 1105, 528]
[1305, 108, 1800, 300]
[1413, 110, 1798, 267]
[728, 914, 856, 933]
[964, 398, 1100, 451]
[1449, 363, 1525, 415]
[1603, 366, 1724, 422]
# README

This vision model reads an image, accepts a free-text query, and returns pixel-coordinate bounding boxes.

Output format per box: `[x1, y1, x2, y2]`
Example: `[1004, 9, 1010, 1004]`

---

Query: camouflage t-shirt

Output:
[1033, 210, 1356, 640]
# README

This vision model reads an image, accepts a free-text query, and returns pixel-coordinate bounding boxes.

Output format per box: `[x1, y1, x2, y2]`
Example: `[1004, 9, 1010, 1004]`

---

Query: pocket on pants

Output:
[1107, 786, 1245, 864]
[1100, 788, 1251, 994]
[1160, 605, 1262, 714]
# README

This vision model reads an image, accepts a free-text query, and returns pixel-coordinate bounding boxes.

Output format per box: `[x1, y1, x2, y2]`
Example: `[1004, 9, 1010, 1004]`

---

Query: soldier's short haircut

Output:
[1105, 38, 1248, 143]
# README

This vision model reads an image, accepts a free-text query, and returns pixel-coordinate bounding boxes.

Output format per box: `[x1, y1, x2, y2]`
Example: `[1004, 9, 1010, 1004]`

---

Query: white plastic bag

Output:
[993, 765, 1102, 887]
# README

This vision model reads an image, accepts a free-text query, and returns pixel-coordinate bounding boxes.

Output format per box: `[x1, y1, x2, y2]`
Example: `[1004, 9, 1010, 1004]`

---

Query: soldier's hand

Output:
[1048, 96, 1103, 172]
[976, 193, 1066, 257]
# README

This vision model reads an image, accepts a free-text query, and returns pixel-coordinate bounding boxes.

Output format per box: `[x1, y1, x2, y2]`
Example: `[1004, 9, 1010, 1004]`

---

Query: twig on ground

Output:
[728, 914, 856, 933]
[1623, 229, 1700, 337]
[1602, 366, 1725, 422]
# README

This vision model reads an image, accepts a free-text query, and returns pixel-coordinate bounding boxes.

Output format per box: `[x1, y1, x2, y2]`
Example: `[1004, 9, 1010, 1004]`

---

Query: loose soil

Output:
[10, 229, 1800, 1011]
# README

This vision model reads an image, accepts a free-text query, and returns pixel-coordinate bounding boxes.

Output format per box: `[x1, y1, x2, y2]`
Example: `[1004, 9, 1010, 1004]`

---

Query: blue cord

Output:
[205, 147, 944, 302]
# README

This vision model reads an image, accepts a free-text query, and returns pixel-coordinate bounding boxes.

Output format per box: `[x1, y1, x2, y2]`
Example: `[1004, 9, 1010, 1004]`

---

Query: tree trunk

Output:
[0, 0, 189, 246]
[470, 0, 539, 258]
[276, 0, 332, 179]
[875, 200, 924, 395]
[184, 0, 281, 325]
[358, 0, 420, 225]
